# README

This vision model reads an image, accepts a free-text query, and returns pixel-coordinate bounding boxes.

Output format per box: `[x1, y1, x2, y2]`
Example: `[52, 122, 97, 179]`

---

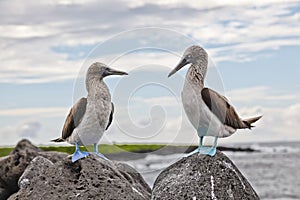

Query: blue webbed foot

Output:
[72, 150, 90, 162]
[184, 147, 200, 157]
[185, 146, 217, 157]
[71, 142, 90, 162]
[208, 146, 216, 156]
[93, 152, 109, 161]
[185, 136, 217, 157]
[199, 146, 216, 156]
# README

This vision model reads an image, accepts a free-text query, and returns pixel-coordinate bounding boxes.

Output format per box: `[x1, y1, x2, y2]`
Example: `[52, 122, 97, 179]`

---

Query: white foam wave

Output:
[250, 144, 300, 154]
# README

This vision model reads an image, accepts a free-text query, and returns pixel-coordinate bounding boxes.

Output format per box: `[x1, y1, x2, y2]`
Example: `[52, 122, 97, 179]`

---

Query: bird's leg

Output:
[200, 136, 203, 147]
[93, 143, 109, 161]
[71, 142, 90, 162]
[199, 137, 217, 156]
[93, 143, 98, 153]
[207, 137, 217, 156]
[184, 136, 204, 157]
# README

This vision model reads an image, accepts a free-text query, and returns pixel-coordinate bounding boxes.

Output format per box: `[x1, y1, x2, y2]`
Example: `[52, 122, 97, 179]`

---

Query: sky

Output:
[1, 0, 300, 146]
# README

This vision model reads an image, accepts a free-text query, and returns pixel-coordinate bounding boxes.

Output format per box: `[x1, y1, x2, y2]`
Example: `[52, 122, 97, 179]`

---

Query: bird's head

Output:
[88, 62, 128, 79]
[168, 45, 208, 77]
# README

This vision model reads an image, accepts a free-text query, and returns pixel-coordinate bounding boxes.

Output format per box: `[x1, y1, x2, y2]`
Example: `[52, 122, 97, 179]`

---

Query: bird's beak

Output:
[107, 68, 128, 76]
[168, 58, 189, 77]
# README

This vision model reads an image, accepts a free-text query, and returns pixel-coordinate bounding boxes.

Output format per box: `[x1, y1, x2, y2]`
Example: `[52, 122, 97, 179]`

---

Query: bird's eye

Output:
[187, 54, 192, 58]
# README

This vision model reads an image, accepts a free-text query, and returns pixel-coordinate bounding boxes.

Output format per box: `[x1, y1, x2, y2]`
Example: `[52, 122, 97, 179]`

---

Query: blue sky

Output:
[1, 0, 300, 146]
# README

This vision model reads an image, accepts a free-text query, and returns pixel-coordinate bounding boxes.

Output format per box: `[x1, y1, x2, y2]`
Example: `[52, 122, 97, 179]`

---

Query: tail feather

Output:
[51, 138, 65, 142]
[243, 115, 263, 129]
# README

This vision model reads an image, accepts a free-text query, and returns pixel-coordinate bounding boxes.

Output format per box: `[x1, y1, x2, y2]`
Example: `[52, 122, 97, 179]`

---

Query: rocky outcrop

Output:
[152, 150, 259, 200]
[0, 140, 151, 200]
[0, 139, 67, 200]
[9, 155, 151, 200]
[1, 140, 259, 200]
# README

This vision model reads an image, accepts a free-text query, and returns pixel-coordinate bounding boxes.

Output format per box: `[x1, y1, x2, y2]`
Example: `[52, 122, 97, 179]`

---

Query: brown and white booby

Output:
[52, 62, 128, 162]
[168, 45, 262, 156]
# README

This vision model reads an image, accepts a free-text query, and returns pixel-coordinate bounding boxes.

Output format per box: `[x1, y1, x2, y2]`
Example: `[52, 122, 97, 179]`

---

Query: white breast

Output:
[68, 83, 112, 146]
[182, 81, 228, 137]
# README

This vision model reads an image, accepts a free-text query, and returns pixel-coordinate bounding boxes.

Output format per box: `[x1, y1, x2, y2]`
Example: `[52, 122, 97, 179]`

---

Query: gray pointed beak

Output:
[168, 58, 189, 77]
[108, 69, 128, 76]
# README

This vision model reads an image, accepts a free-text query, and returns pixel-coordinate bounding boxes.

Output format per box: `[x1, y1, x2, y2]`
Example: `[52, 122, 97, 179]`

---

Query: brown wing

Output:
[61, 97, 87, 139]
[201, 88, 249, 129]
[105, 102, 114, 130]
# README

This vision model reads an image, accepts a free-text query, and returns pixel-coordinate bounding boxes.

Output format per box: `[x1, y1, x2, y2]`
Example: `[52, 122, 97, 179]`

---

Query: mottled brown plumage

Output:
[201, 88, 261, 129]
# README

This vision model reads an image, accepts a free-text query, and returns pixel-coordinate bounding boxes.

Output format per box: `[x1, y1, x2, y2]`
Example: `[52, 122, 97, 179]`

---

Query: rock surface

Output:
[0, 140, 151, 200]
[0, 139, 67, 200]
[10, 155, 151, 200]
[152, 150, 259, 200]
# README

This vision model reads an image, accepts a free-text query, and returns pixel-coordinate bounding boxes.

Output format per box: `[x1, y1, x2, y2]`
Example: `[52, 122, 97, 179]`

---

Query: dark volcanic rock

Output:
[18, 156, 54, 189]
[152, 150, 259, 200]
[0, 139, 151, 200]
[10, 155, 151, 200]
[0, 139, 67, 200]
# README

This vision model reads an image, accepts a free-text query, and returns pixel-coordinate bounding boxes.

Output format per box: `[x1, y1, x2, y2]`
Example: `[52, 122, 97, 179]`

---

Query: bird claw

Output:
[72, 150, 90, 162]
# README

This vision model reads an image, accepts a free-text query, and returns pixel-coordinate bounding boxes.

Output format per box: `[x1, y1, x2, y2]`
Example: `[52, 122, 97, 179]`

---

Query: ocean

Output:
[125, 142, 300, 200]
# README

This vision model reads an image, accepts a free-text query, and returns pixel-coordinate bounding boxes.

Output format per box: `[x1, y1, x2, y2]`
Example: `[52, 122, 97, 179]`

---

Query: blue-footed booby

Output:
[52, 62, 128, 162]
[168, 45, 262, 156]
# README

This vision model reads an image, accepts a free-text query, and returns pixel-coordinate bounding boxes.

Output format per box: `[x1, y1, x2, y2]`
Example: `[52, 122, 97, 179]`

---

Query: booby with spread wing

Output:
[168, 45, 262, 156]
[52, 62, 128, 162]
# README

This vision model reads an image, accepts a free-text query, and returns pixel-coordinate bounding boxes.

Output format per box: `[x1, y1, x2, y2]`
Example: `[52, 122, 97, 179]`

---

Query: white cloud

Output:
[131, 96, 180, 108]
[216, 86, 300, 142]
[0, 126, 20, 146]
[230, 103, 300, 143]
[53, 0, 97, 6]
[226, 86, 299, 103]
[0, 25, 60, 39]
[0, 115, 67, 146]
[0, 1, 299, 84]
[0, 107, 68, 117]
[127, 0, 298, 9]
[104, 113, 197, 145]
[0, 104, 75, 146]
[17, 121, 41, 138]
